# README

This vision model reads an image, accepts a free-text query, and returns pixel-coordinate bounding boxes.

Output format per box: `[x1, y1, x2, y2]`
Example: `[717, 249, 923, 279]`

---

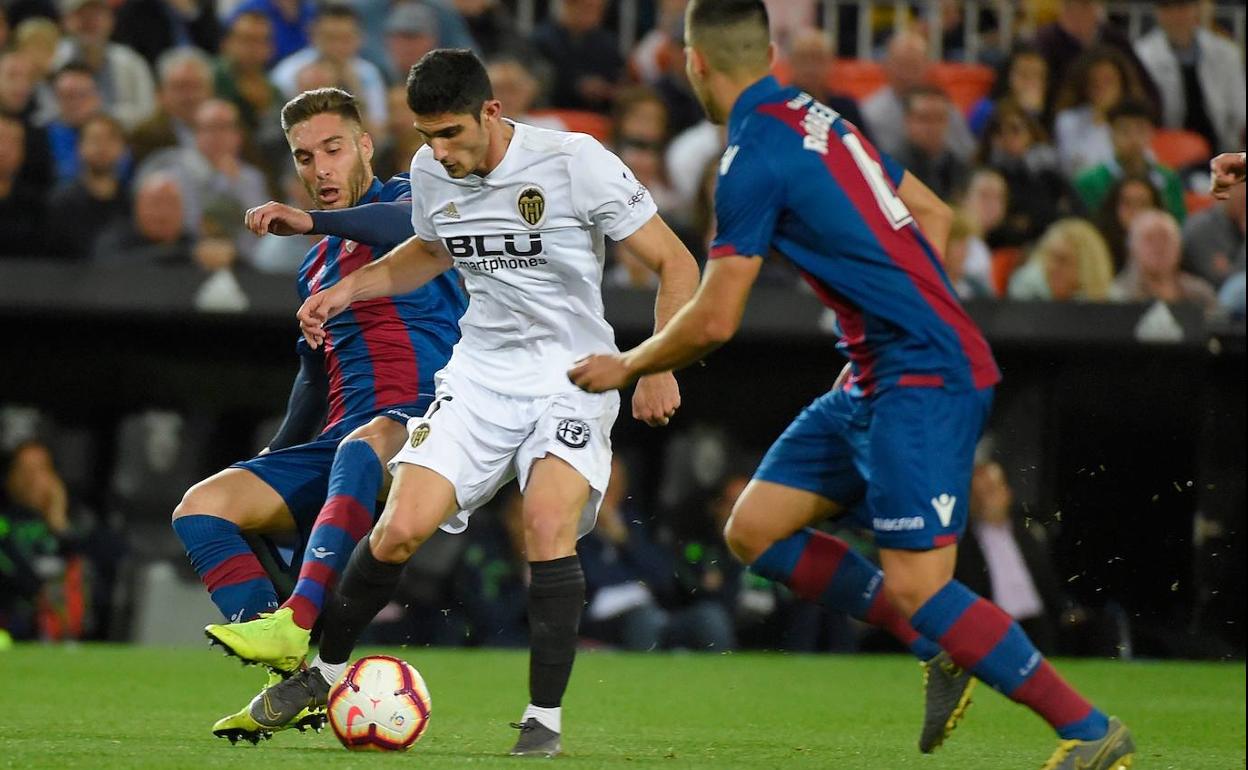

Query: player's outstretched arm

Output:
[1210, 152, 1246, 200]
[615, 214, 702, 426]
[896, 171, 954, 260]
[569, 255, 762, 393]
[245, 200, 415, 243]
[296, 236, 453, 349]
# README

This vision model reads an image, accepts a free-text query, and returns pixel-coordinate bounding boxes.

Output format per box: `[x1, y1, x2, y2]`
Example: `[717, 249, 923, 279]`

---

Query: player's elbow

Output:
[700, 314, 739, 346]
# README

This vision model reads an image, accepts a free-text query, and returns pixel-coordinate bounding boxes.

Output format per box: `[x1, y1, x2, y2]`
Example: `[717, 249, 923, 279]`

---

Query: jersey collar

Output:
[358, 177, 384, 204]
[729, 75, 784, 131]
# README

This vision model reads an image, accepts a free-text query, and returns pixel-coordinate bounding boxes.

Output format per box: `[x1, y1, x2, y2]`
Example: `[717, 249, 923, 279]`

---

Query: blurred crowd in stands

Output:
[0, 0, 1243, 654]
[0, 0, 1242, 316]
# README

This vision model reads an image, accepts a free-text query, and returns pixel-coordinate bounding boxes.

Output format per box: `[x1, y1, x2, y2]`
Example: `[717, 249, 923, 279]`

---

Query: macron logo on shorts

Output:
[931, 494, 957, 527]
[873, 516, 926, 532]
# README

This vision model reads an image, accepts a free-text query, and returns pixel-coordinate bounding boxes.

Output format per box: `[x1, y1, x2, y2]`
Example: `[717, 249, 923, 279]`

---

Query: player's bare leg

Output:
[172, 469, 295, 626]
[509, 455, 590, 758]
[882, 547, 1134, 769]
[236, 464, 459, 735]
[725, 480, 974, 752]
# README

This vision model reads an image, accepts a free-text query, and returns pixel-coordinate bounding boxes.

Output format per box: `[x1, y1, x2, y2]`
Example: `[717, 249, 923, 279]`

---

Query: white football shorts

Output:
[388, 370, 620, 537]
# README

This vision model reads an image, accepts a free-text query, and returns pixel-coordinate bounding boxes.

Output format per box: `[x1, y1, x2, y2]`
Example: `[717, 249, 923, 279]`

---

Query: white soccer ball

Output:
[326, 655, 432, 751]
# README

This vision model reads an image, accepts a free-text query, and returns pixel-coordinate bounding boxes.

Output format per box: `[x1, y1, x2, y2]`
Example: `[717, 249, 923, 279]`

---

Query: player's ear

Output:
[358, 131, 374, 163]
[766, 41, 777, 69]
[685, 45, 706, 81]
[481, 99, 503, 124]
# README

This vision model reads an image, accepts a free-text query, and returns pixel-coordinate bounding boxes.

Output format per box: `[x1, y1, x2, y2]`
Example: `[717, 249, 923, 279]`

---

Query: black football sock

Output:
[316, 536, 404, 665]
[527, 555, 585, 710]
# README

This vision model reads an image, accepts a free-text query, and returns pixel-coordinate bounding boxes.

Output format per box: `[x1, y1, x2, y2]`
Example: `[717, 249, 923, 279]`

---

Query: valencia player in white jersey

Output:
[209, 49, 700, 757]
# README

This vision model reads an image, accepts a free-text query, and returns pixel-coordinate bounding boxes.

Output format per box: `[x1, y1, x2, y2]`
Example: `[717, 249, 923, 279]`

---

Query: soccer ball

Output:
[326, 655, 432, 751]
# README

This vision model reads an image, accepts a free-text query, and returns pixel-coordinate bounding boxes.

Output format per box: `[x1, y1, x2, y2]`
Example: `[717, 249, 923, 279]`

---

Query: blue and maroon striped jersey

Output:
[297, 175, 466, 430]
[710, 76, 1000, 394]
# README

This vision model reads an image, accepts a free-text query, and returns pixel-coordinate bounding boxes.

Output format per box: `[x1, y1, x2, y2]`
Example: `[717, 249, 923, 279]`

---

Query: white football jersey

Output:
[410, 121, 658, 396]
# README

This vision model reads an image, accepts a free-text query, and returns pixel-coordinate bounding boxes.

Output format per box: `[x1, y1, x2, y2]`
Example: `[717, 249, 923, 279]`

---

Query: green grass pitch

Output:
[0, 645, 1242, 769]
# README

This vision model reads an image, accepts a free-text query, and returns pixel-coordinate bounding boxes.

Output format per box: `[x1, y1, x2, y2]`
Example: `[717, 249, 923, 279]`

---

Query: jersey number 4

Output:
[842, 133, 913, 230]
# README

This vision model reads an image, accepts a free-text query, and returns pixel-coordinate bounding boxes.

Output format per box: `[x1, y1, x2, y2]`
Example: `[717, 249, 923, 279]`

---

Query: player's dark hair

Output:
[688, 0, 769, 29]
[686, 0, 771, 73]
[1107, 98, 1156, 126]
[280, 87, 364, 133]
[405, 48, 493, 120]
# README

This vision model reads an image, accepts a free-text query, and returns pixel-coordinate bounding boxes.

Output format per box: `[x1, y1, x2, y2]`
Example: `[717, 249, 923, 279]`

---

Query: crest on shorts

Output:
[517, 185, 546, 228]
[409, 423, 431, 448]
[555, 418, 590, 449]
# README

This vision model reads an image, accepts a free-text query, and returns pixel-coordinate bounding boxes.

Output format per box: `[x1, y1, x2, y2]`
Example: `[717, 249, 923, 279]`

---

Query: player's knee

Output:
[722, 512, 771, 565]
[522, 509, 575, 562]
[369, 518, 424, 564]
[343, 418, 400, 459]
[172, 481, 232, 526]
[881, 571, 940, 618]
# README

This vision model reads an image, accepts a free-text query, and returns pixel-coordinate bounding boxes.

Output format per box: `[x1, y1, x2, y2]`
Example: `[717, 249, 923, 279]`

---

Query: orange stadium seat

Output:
[929, 62, 996, 115]
[990, 247, 1024, 296]
[827, 58, 888, 102]
[1152, 129, 1211, 170]
[1184, 190, 1217, 215]
[528, 109, 613, 142]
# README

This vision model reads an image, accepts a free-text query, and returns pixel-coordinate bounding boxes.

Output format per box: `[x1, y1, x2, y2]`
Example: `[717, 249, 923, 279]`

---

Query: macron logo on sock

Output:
[310, 546, 336, 560]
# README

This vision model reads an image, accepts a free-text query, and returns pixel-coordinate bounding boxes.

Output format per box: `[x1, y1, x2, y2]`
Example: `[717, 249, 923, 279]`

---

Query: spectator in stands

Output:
[137, 99, 268, 245]
[271, 5, 386, 131]
[215, 11, 282, 137]
[227, 0, 314, 66]
[455, 0, 524, 58]
[961, 166, 1011, 250]
[384, 2, 439, 85]
[0, 114, 46, 257]
[487, 56, 564, 130]
[955, 460, 1071, 655]
[92, 171, 193, 264]
[13, 16, 60, 86]
[1033, 0, 1159, 117]
[0, 440, 84, 641]
[112, 0, 220, 68]
[1074, 99, 1186, 223]
[532, 0, 624, 114]
[786, 27, 869, 139]
[54, 0, 156, 131]
[892, 85, 969, 201]
[862, 30, 975, 162]
[579, 456, 673, 651]
[1134, 0, 1245, 155]
[46, 113, 130, 259]
[945, 212, 996, 300]
[1112, 209, 1216, 311]
[977, 98, 1079, 248]
[1182, 176, 1245, 289]
[612, 87, 679, 214]
[0, 50, 53, 195]
[1053, 46, 1152, 178]
[44, 64, 104, 185]
[1095, 174, 1165, 272]
[969, 43, 1049, 136]
[373, 86, 421, 179]
[1218, 272, 1245, 319]
[1008, 218, 1114, 302]
[129, 47, 215, 166]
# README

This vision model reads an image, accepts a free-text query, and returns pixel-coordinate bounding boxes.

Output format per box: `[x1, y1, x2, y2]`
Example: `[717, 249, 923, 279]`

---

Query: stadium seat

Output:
[990, 247, 1024, 296]
[827, 58, 888, 101]
[1184, 189, 1217, 215]
[1151, 129, 1211, 171]
[929, 62, 996, 115]
[527, 109, 613, 142]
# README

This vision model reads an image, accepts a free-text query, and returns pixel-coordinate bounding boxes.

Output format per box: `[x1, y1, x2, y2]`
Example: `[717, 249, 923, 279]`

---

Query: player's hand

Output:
[297, 284, 351, 349]
[567, 353, 639, 395]
[630, 372, 680, 427]
[1210, 152, 1246, 200]
[245, 201, 314, 236]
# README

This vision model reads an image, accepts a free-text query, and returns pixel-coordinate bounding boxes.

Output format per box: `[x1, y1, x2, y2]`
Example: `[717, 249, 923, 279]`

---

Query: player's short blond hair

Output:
[281, 87, 364, 134]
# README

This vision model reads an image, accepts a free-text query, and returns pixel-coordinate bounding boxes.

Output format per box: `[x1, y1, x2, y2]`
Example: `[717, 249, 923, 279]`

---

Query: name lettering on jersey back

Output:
[787, 92, 840, 156]
[444, 234, 549, 274]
